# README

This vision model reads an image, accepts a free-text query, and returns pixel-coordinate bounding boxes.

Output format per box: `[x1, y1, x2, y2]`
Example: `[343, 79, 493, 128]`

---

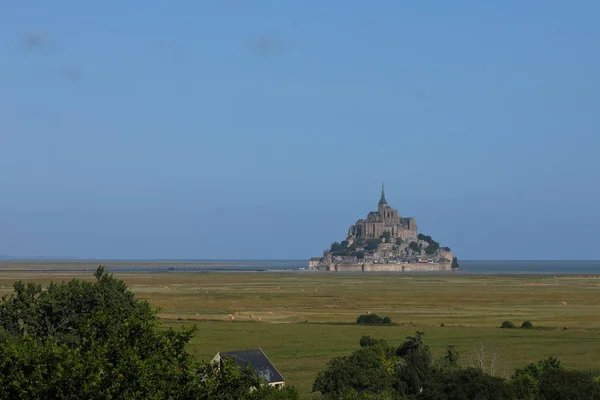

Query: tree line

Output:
[312, 331, 600, 399]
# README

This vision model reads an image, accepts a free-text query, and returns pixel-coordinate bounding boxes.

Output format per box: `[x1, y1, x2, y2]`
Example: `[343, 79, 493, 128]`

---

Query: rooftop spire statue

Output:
[378, 182, 388, 206]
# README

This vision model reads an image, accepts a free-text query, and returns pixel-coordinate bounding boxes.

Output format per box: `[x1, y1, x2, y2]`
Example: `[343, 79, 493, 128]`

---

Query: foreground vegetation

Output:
[1, 267, 600, 398]
[0, 267, 298, 399]
[314, 332, 600, 399]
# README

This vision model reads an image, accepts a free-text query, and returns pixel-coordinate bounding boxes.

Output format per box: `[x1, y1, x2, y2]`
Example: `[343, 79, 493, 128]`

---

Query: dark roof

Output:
[219, 348, 284, 383]
[378, 183, 388, 205]
[378, 194, 388, 206]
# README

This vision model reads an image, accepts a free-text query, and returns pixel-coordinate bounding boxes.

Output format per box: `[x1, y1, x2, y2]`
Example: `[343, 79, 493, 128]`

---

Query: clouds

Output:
[24, 32, 53, 51]
[22, 32, 82, 82]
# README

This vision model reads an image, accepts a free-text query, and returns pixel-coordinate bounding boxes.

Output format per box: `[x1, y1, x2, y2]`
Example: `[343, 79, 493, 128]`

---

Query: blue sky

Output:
[1, 1, 599, 260]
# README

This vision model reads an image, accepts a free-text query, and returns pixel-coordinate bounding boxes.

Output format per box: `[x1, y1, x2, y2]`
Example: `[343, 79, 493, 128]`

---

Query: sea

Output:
[2, 259, 600, 274]
[159, 260, 600, 274]
[142, 260, 600, 274]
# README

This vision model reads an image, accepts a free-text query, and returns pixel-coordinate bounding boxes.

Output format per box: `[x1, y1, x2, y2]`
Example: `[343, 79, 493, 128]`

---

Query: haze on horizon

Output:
[1, 1, 599, 261]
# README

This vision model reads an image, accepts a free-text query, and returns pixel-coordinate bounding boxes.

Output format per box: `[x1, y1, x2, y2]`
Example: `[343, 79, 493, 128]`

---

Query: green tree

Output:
[0, 266, 298, 400]
[501, 321, 516, 329]
[331, 241, 349, 253]
[366, 239, 381, 251]
[421, 368, 515, 400]
[510, 357, 561, 400]
[312, 346, 396, 399]
[538, 368, 600, 400]
[408, 242, 420, 252]
[451, 257, 460, 269]
[424, 242, 440, 255]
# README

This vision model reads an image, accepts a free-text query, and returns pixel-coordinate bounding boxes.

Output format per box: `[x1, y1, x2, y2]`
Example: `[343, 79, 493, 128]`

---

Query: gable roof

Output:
[219, 348, 284, 384]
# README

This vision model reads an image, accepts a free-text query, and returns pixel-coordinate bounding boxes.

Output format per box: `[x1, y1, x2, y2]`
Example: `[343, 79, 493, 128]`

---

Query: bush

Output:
[359, 336, 388, 348]
[356, 314, 392, 325]
[0, 266, 299, 399]
[522, 321, 533, 329]
[424, 242, 440, 255]
[452, 257, 460, 269]
[365, 239, 381, 251]
[330, 241, 348, 253]
[501, 321, 516, 329]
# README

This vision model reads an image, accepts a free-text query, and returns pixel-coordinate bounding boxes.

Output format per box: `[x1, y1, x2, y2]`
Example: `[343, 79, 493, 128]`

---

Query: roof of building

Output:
[218, 348, 284, 384]
[378, 182, 388, 206]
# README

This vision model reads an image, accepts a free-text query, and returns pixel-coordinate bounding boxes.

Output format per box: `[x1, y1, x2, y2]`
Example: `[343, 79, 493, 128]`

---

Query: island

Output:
[309, 184, 459, 272]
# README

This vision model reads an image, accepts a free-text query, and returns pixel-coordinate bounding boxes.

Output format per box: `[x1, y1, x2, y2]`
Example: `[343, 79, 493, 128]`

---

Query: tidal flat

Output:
[1, 268, 599, 398]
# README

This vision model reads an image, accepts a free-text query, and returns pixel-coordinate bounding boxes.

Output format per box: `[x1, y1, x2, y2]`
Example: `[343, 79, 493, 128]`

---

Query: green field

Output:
[2, 269, 600, 398]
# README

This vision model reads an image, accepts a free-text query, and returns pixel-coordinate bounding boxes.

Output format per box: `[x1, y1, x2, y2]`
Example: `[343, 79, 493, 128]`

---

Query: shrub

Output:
[365, 239, 381, 251]
[330, 241, 348, 253]
[522, 320, 533, 329]
[356, 314, 392, 325]
[359, 336, 388, 348]
[452, 257, 460, 269]
[409, 241, 420, 252]
[501, 321, 516, 329]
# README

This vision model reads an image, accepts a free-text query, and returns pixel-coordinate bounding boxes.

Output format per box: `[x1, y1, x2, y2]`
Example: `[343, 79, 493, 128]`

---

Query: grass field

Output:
[1, 269, 600, 398]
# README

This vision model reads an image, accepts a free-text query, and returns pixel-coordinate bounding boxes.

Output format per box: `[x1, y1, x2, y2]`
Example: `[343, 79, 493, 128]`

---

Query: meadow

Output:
[1, 268, 599, 398]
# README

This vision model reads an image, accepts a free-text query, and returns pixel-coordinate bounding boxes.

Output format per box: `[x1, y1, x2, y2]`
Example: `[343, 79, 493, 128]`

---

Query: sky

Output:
[1, 1, 599, 260]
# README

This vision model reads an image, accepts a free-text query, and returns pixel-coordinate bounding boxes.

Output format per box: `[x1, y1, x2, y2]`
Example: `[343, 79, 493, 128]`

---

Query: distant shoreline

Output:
[0, 260, 599, 275]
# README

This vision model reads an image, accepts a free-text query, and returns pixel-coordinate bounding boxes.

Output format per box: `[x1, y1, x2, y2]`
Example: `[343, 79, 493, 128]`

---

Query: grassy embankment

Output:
[1, 268, 599, 398]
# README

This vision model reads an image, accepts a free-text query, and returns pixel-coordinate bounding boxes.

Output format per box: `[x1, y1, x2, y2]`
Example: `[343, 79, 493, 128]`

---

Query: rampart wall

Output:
[330, 263, 452, 272]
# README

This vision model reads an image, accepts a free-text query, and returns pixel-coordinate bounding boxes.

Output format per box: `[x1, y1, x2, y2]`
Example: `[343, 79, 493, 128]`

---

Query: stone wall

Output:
[332, 262, 453, 272]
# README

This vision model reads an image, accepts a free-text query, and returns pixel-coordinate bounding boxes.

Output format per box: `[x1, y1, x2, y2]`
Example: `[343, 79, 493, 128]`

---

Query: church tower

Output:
[378, 183, 388, 220]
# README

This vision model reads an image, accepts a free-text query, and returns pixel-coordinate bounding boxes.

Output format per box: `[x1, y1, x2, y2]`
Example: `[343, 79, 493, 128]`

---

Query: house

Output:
[212, 348, 285, 389]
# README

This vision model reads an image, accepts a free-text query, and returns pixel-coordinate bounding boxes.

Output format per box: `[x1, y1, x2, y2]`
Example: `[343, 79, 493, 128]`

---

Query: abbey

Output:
[347, 185, 418, 242]
[308, 184, 457, 272]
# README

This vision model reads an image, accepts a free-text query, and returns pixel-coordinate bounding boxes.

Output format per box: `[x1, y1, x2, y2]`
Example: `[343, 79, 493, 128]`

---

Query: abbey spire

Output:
[378, 182, 388, 206]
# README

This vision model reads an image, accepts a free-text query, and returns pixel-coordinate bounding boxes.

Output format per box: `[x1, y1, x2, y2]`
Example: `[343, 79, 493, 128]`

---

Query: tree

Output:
[501, 321, 516, 329]
[356, 314, 392, 325]
[511, 357, 561, 400]
[331, 241, 349, 253]
[380, 231, 392, 241]
[538, 368, 600, 400]
[418, 234, 432, 243]
[510, 356, 600, 400]
[408, 242, 420, 252]
[421, 368, 515, 400]
[521, 321, 533, 329]
[0, 266, 298, 400]
[424, 242, 440, 255]
[395, 238, 404, 245]
[359, 336, 388, 348]
[312, 346, 395, 399]
[451, 257, 460, 269]
[366, 239, 381, 251]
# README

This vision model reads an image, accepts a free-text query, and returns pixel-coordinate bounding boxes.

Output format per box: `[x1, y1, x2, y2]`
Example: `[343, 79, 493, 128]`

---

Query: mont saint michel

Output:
[309, 185, 458, 272]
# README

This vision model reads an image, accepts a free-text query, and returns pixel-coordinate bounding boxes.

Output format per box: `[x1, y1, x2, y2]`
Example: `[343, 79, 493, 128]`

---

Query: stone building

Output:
[347, 184, 418, 242]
